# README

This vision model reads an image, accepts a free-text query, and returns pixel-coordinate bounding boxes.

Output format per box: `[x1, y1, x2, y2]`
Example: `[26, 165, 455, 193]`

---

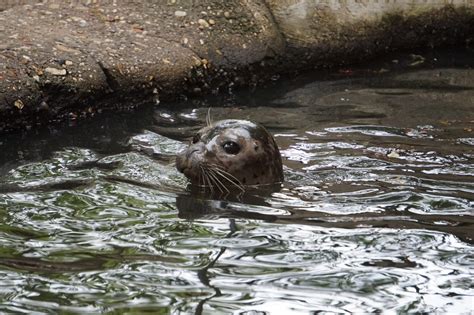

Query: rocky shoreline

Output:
[0, 1, 473, 133]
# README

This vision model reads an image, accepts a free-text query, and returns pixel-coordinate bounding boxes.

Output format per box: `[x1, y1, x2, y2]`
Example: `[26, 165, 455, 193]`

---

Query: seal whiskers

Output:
[200, 165, 214, 193]
[199, 167, 205, 187]
[208, 164, 245, 192]
[206, 168, 229, 194]
[202, 166, 229, 194]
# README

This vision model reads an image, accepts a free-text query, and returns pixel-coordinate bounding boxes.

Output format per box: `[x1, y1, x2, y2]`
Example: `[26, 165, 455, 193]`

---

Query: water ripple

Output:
[1, 56, 474, 313]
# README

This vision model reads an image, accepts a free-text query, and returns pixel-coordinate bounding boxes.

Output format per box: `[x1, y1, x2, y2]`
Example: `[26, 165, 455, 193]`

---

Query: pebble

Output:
[45, 67, 67, 76]
[14, 99, 24, 110]
[198, 19, 209, 28]
[193, 57, 202, 67]
[174, 10, 187, 17]
[38, 101, 49, 111]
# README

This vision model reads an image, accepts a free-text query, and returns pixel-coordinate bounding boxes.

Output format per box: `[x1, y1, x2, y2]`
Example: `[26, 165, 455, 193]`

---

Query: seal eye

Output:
[192, 134, 200, 144]
[222, 141, 240, 155]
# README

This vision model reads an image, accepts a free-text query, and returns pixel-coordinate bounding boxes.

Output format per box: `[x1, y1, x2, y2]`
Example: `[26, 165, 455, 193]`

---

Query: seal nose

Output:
[176, 143, 205, 174]
[185, 142, 205, 158]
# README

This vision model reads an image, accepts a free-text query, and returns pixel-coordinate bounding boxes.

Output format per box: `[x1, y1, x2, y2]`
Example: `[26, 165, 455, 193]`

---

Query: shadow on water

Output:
[0, 48, 473, 313]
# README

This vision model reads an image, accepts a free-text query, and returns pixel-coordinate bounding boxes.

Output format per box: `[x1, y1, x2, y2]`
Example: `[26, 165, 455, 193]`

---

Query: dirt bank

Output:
[0, 1, 472, 133]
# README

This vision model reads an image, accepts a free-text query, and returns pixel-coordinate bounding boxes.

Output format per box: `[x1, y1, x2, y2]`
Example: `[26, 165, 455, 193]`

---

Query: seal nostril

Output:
[186, 148, 199, 159]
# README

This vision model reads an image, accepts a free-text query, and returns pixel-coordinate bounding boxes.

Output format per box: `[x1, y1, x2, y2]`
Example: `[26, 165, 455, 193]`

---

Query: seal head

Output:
[176, 119, 283, 190]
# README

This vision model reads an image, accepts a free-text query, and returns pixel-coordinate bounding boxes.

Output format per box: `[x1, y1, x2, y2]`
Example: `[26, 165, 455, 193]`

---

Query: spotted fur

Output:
[176, 119, 284, 190]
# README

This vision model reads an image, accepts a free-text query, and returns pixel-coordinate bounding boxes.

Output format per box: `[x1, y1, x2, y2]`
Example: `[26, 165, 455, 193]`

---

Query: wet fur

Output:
[176, 119, 283, 190]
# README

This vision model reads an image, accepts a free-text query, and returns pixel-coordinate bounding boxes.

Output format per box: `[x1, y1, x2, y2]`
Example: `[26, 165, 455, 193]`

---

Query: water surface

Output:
[0, 49, 473, 313]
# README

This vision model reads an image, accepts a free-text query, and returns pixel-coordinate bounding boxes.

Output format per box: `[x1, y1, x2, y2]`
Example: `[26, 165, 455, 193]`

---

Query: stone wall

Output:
[266, 0, 473, 65]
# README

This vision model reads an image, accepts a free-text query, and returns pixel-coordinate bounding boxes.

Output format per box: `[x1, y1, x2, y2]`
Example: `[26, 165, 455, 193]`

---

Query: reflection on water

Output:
[0, 49, 473, 313]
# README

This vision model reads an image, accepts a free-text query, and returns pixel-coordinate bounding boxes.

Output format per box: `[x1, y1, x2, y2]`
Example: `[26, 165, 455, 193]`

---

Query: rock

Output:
[174, 10, 187, 17]
[44, 67, 67, 76]
[0, 0, 472, 135]
[14, 100, 24, 110]
[198, 18, 210, 28]
[38, 101, 49, 112]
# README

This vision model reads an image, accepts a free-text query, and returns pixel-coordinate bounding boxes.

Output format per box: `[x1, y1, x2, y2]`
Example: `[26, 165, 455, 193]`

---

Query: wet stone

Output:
[44, 67, 67, 76]
[13, 99, 24, 110]
[174, 10, 187, 17]
[198, 18, 210, 28]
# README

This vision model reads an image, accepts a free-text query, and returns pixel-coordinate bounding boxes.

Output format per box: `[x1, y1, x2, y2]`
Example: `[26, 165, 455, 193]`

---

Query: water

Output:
[0, 49, 473, 313]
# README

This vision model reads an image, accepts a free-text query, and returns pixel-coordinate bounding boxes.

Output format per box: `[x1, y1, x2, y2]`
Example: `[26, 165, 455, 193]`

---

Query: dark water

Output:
[0, 49, 473, 313]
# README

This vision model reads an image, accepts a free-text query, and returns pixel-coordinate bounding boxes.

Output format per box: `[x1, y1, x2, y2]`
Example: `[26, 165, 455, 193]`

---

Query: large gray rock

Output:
[266, 0, 474, 65]
[0, 1, 473, 133]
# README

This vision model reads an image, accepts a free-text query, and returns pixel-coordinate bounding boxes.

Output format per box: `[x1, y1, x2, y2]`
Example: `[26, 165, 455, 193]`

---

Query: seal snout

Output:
[176, 144, 205, 178]
[175, 153, 187, 174]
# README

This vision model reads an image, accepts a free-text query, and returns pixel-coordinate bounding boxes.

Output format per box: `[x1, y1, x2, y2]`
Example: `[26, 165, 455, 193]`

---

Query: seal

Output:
[176, 119, 284, 192]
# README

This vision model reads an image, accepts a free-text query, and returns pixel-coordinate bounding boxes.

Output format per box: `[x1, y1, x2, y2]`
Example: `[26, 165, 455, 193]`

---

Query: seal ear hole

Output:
[222, 141, 240, 155]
